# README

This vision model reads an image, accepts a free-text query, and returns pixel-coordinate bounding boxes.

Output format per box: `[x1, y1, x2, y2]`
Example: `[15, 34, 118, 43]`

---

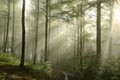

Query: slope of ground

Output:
[0, 63, 51, 80]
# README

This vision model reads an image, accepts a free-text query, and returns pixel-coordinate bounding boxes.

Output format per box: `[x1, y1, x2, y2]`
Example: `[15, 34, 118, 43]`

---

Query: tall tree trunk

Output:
[11, 0, 15, 54]
[19, 0, 25, 67]
[94, 1, 101, 78]
[1, 20, 3, 52]
[4, 0, 10, 52]
[97, 0, 101, 60]
[76, 17, 80, 64]
[80, 5, 83, 71]
[44, 0, 49, 62]
[74, 25, 77, 71]
[3, 16, 7, 52]
[56, 22, 59, 65]
[108, 0, 113, 55]
[48, 0, 51, 60]
[33, 0, 39, 64]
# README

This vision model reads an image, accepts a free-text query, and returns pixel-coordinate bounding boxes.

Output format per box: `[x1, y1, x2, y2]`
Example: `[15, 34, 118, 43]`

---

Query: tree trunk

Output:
[4, 0, 10, 53]
[19, 0, 25, 67]
[33, 0, 39, 64]
[74, 25, 77, 71]
[108, 0, 113, 55]
[48, 0, 51, 61]
[77, 18, 80, 58]
[44, 0, 49, 62]
[3, 16, 7, 52]
[11, 0, 15, 54]
[96, 0, 101, 60]
[80, 5, 83, 71]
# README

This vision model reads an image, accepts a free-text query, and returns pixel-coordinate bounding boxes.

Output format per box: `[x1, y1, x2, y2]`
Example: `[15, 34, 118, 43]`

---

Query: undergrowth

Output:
[0, 53, 52, 80]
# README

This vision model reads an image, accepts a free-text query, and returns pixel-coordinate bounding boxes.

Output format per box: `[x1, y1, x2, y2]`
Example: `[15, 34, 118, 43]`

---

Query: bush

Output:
[99, 57, 120, 80]
[0, 53, 19, 65]
[73, 55, 120, 80]
[0, 53, 13, 62]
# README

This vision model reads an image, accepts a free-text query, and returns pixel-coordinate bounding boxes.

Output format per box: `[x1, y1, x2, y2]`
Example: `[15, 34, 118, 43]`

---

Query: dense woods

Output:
[0, 0, 120, 80]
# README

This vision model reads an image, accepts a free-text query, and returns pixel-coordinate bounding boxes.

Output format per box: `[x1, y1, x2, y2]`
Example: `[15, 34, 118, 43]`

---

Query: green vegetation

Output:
[0, 53, 19, 65]
[71, 56, 120, 80]
[0, 0, 120, 80]
[0, 53, 51, 80]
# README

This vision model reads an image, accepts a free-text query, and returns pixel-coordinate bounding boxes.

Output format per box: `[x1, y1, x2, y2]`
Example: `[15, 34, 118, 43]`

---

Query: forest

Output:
[0, 0, 120, 80]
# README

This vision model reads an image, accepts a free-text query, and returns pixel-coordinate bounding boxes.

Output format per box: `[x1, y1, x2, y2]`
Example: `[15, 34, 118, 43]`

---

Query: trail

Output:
[51, 69, 74, 80]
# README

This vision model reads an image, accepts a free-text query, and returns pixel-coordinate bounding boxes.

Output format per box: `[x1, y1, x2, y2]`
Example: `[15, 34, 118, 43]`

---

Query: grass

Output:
[0, 53, 51, 80]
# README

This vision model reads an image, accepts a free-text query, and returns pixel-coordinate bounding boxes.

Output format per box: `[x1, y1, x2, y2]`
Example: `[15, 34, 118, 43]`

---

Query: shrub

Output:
[0, 53, 19, 65]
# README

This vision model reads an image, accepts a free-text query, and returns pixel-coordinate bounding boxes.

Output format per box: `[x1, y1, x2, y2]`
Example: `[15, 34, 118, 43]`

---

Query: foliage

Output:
[31, 62, 52, 76]
[0, 53, 19, 65]
[0, 73, 7, 80]
[73, 55, 120, 80]
[0, 53, 52, 75]
[58, 50, 120, 80]
[99, 57, 120, 80]
[0, 53, 52, 80]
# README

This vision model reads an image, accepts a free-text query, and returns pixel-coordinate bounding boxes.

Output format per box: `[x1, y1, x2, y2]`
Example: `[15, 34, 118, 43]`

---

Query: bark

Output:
[80, 5, 83, 71]
[44, 0, 49, 62]
[19, 0, 25, 67]
[74, 26, 77, 71]
[108, 0, 113, 55]
[3, 16, 7, 52]
[96, 0, 101, 59]
[77, 18, 80, 58]
[4, 0, 10, 52]
[11, 0, 15, 54]
[33, 0, 39, 64]
[48, 0, 51, 60]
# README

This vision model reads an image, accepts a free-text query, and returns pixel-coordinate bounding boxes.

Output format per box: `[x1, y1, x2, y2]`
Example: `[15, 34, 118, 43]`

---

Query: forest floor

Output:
[0, 53, 52, 80]
[0, 53, 75, 80]
[0, 63, 69, 80]
[0, 63, 51, 80]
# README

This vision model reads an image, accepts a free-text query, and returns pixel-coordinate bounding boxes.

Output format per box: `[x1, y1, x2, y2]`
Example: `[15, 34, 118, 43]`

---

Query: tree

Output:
[11, 0, 15, 54]
[108, 0, 113, 55]
[76, 1, 84, 71]
[19, 0, 25, 67]
[3, 12, 7, 52]
[44, 0, 49, 62]
[4, 0, 10, 52]
[80, 4, 83, 71]
[33, 0, 39, 64]
[96, 0, 101, 60]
